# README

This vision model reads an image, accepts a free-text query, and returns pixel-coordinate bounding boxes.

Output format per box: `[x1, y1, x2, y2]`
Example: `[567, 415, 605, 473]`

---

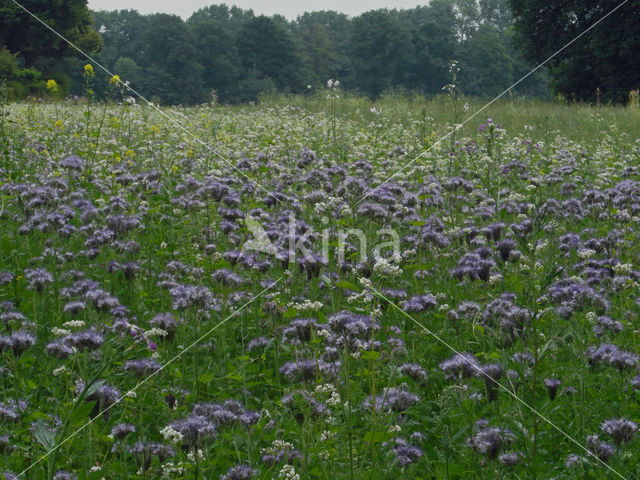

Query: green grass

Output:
[0, 93, 639, 480]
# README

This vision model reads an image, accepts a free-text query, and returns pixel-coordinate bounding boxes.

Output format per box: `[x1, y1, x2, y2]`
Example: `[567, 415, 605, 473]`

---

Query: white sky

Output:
[87, 0, 427, 20]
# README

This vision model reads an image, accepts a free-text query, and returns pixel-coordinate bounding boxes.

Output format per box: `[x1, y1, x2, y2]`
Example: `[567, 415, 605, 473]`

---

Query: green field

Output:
[1, 93, 640, 479]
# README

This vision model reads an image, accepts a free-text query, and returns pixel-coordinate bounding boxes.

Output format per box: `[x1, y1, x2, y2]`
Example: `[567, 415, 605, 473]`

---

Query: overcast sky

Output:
[87, 0, 426, 20]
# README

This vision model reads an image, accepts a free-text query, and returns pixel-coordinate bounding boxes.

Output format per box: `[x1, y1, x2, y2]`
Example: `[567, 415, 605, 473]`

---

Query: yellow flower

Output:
[84, 64, 94, 76]
[46, 79, 58, 93]
[109, 74, 121, 85]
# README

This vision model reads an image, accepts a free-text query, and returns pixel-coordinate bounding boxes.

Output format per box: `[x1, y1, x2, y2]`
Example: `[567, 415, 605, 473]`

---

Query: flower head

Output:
[46, 79, 58, 93]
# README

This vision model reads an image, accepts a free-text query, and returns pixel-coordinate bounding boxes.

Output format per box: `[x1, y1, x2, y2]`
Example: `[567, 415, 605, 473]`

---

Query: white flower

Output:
[279, 464, 300, 480]
[317, 328, 331, 339]
[145, 327, 168, 338]
[578, 249, 597, 259]
[187, 449, 205, 462]
[53, 365, 67, 376]
[160, 425, 184, 444]
[320, 430, 333, 441]
[51, 327, 71, 337]
[613, 263, 633, 275]
[62, 320, 85, 329]
[373, 258, 402, 277]
[125, 391, 137, 399]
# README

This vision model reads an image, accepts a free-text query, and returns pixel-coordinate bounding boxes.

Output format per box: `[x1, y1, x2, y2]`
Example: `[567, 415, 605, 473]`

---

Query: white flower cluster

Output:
[613, 263, 633, 275]
[161, 462, 185, 475]
[578, 249, 597, 259]
[320, 430, 334, 441]
[373, 258, 402, 277]
[279, 464, 300, 480]
[160, 425, 184, 444]
[144, 327, 168, 338]
[63, 320, 85, 329]
[187, 449, 206, 462]
[287, 300, 323, 312]
[51, 327, 71, 337]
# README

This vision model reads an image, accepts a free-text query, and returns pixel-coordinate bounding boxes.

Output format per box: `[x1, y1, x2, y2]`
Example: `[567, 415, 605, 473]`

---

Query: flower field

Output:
[1, 96, 640, 480]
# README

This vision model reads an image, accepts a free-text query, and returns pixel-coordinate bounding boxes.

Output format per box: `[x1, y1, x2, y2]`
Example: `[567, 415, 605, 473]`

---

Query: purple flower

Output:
[63, 301, 86, 314]
[498, 452, 522, 466]
[544, 378, 562, 400]
[124, 358, 162, 377]
[170, 415, 216, 447]
[9, 330, 36, 357]
[24, 268, 53, 292]
[362, 386, 419, 412]
[585, 434, 615, 462]
[52, 471, 77, 480]
[402, 294, 437, 313]
[440, 353, 480, 379]
[110, 423, 136, 439]
[399, 363, 428, 382]
[127, 441, 175, 468]
[221, 465, 258, 480]
[467, 422, 515, 458]
[60, 155, 84, 171]
[0, 272, 14, 285]
[600, 418, 637, 444]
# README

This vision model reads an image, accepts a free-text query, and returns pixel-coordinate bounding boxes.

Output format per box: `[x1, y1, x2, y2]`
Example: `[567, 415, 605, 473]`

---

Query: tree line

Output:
[1, 1, 638, 104]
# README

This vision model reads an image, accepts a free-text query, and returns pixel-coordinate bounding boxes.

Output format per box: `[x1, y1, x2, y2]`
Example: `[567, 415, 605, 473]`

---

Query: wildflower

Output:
[278, 464, 300, 480]
[111, 423, 136, 439]
[585, 434, 615, 461]
[160, 425, 185, 444]
[600, 418, 638, 444]
[46, 79, 58, 93]
[52, 471, 77, 480]
[83, 64, 94, 76]
[467, 421, 515, 458]
[221, 465, 258, 480]
[544, 378, 562, 400]
[109, 74, 121, 85]
[124, 358, 162, 377]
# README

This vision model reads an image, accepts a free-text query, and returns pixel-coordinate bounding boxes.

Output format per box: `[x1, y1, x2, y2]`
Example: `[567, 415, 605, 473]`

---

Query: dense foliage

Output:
[509, 0, 640, 103]
[0, 1, 551, 103]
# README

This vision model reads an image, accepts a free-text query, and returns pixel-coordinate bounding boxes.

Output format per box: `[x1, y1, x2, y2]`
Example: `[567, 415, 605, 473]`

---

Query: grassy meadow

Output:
[0, 88, 640, 480]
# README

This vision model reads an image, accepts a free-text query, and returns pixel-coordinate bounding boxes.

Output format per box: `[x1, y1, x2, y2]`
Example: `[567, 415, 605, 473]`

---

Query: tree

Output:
[294, 11, 351, 87]
[0, 0, 102, 68]
[349, 10, 413, 97]
[188, 18, 240, 102]
[405, 1, 458, 94]
[137, 14, 205, 104]
[458, 24, 513, 96]
[508, 0, 640, 102]
[237, 16, 301, 93]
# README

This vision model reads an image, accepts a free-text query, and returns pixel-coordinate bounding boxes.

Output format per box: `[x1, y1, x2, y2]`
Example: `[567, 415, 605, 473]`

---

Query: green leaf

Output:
[33, 421, 56, 450]
[282, 307, 298, 319]
[335, 280, 361, 291]
[198, 372, 216, 384]
[69, 401, 96, 426]
[361, 350, 380, 361]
